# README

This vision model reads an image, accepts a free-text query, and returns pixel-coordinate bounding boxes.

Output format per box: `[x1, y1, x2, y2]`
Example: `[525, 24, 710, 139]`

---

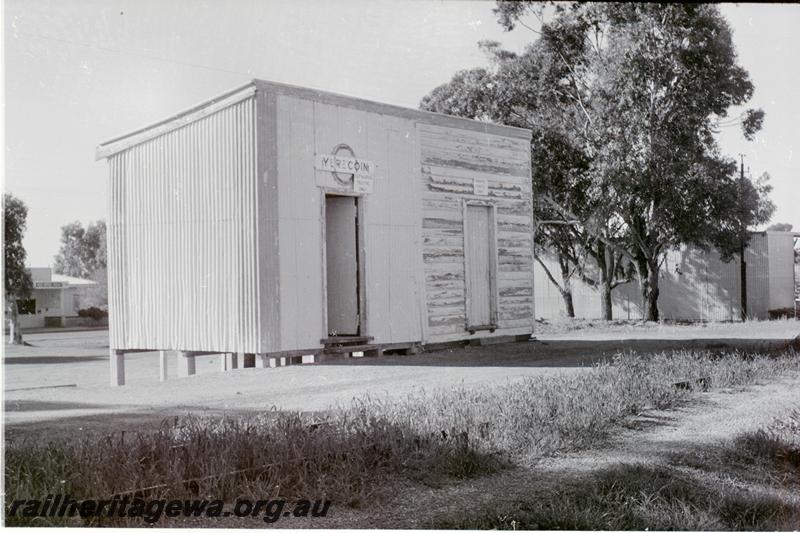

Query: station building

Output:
[96, 80, 535, 385]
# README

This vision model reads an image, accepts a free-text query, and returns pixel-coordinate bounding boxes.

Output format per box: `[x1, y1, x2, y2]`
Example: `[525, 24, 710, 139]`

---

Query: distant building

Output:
[17, 268, 99, 329]
[534, 231, 799, 321]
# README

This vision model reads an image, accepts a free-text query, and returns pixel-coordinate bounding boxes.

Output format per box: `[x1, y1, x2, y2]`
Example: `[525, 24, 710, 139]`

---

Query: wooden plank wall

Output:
[417, 124, 534, 341]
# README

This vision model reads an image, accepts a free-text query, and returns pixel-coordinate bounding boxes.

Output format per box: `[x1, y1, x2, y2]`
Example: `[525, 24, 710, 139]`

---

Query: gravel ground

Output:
[3, 320, 799, 426]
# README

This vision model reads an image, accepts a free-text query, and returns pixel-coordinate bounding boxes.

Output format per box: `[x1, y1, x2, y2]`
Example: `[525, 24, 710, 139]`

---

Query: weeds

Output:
[438, 407, 800, 530]
[435, 463, 800, 530]
[670, 408, 800, 490]
[5, 349, 799, 526]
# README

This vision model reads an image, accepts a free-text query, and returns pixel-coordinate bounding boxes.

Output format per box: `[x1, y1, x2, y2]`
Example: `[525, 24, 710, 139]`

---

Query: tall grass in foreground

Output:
[5, 349, 799, 526]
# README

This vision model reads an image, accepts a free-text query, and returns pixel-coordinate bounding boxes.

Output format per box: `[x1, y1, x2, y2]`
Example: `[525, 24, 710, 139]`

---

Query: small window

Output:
[17, 299, 36, 315]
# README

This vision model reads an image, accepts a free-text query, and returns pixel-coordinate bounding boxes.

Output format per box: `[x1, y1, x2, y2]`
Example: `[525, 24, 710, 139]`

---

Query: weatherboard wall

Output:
[418, 123, 535, 342]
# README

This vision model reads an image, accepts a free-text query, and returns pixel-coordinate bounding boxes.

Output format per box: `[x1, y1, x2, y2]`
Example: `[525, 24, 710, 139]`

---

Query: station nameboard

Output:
[315, 153, 374, 177]
[34, 281, 66, 289]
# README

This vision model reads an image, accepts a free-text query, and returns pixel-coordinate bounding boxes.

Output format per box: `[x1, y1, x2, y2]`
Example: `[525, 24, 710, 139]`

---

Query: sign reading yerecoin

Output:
[315, 144, 374, 193]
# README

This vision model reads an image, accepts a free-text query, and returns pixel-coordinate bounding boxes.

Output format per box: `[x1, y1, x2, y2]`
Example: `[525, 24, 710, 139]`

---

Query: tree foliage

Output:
[53, 220, 107, 279]
[4, 194, 33, 298]
[4, 193, 33, 344]
[422, 2, 774, 321]
[766, 222, 793, 232]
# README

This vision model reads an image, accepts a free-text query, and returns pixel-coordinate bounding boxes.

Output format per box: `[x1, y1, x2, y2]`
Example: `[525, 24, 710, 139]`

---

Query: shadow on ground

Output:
[4, 355, 107, 365]
[320, 337, 799, 368]
[3, 399, 118, 413]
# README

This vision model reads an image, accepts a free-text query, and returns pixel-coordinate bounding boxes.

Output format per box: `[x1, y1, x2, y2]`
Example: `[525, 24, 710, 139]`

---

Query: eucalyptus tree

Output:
[493, 2, 770, 321]
[422, 23, 632, 319]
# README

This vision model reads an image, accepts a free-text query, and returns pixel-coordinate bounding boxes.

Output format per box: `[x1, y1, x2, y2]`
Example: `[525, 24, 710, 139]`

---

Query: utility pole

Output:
[738, 154, 747, 321]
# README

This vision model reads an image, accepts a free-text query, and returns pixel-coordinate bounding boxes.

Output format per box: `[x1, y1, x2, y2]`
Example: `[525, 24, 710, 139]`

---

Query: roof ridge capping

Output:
[96, 78, 532, 160]
[250, 78, 532, 138]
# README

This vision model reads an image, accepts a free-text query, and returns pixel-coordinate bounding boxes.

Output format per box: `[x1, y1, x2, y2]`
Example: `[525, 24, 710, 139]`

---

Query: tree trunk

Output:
[6, 300, 24, 345]
[561, 289, 575, 318]
[558, 256, 575, 318]
[597, 242, 613, 321]
[641, 266, 660, 322]
[535, 254, 577, 319]
[600, 280, 613, 321]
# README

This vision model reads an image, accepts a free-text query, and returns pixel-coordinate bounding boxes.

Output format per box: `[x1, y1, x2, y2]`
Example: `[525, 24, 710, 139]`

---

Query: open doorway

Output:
[325, 195, 360, 336]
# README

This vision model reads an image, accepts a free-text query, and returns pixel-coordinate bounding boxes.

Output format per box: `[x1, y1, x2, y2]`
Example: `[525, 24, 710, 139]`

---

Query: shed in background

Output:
[534, 231, 798, 321]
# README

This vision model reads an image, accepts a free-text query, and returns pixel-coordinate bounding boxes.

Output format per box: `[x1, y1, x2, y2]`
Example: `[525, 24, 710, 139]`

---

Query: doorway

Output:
[325, 195, 360, 336]
[464, 203, 497, 330]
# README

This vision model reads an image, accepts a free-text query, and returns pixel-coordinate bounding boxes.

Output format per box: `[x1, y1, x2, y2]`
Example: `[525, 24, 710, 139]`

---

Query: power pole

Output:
[738, 154, 747, 321]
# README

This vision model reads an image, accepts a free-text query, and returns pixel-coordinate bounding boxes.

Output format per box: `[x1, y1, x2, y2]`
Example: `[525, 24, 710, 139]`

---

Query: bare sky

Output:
[4, 1, 799, 266]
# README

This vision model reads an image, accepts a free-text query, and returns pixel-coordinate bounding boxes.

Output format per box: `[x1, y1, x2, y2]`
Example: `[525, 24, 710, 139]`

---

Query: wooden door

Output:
[465, 204, 495, 329]
[325, 195, 359, 336]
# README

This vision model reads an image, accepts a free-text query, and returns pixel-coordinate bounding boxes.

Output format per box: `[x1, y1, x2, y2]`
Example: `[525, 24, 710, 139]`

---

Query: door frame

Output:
[320, 189, 367, 337]
[462, 199, 499, 331]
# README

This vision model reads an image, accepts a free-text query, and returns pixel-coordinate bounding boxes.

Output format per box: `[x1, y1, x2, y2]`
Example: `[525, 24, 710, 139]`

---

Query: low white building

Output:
[17, 268, 99, 329]
[534, 231, 799, 321]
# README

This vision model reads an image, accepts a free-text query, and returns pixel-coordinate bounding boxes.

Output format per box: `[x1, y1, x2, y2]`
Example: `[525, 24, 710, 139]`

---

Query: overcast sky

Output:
[5, 1, 799, 266]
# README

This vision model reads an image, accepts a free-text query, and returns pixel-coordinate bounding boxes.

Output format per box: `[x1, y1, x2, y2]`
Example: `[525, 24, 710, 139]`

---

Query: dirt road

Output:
[4, 321, 798, 426]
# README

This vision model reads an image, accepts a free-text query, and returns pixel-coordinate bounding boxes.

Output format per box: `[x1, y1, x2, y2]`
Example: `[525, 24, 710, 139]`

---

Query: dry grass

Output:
[434, 463, 800, 531]
[5, 349, 799, 526]
[438, 409, 800, 531]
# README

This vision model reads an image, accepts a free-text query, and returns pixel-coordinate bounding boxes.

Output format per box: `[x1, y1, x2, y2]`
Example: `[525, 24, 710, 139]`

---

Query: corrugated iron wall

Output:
[745, 234, 770, 319]
[107, 97, 262, 353]
[533, 252, 642, 320]
[533, 233, 795, 322]
[766, 232, 796, 313]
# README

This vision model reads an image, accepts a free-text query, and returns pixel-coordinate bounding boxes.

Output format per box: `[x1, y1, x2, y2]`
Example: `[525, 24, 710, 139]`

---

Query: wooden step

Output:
[321, 336, 374, 345]
[323, 343, 380, 354]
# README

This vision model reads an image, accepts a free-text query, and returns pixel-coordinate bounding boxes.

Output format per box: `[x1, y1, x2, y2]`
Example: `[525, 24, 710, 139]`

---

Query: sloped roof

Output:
[50, 273, 98, 287]
[96, 79, 532, 160]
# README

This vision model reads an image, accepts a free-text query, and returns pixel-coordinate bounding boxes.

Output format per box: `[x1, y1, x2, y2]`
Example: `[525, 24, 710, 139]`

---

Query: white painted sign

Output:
[315, 153, 374, 177]
[353, 176, 374, 194]
[473, 178, 489, 196]
[34, 281, 66, 289]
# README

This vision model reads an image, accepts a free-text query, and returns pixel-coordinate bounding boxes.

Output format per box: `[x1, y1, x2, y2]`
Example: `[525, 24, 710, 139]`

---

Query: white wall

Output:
[274, 94, 423, 349]
[106, 96, 264, 353]
[766, 232, 796, 312]
[534, 233, 795, 322]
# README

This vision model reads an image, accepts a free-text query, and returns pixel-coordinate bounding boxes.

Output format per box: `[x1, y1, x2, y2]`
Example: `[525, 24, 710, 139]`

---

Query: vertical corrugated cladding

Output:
[658, 245, 739, 321]
[766, 231, 796, 311]
[745, 233, 770, 319]
[106, 96, 263, 353]
[107, 154, 126, 348]
[417, 123, 533, 341]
